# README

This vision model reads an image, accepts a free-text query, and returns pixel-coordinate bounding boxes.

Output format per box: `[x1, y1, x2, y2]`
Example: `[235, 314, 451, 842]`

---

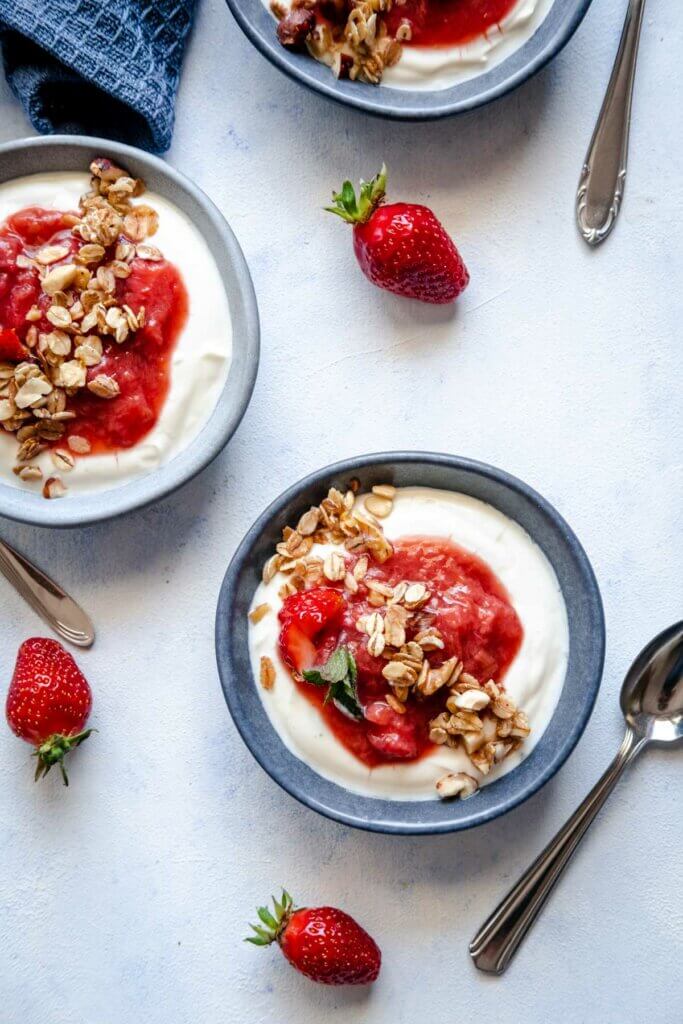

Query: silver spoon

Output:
[576, 0, 647, 245]
[0, 538, 95, 647]
[470, 621, 683, 974]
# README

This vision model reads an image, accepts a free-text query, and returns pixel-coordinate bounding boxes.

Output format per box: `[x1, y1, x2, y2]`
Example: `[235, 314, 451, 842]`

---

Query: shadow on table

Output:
[0, 445, 233, 587]
[250, 752, 564, 888]
[267, 43, 561, 191]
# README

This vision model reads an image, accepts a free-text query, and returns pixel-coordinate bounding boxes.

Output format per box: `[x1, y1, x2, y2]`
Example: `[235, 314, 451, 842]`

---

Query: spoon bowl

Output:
[621, 622, 683, 743]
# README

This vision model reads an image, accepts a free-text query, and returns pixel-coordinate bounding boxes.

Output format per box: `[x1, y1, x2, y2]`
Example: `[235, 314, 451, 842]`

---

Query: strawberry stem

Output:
[325, 165, 387, 225]
[245, 890, 294, 946]
[33, 729, 93, 786]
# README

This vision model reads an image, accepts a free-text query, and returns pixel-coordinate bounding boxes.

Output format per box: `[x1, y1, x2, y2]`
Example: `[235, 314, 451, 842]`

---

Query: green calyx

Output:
[245, 890, 295, 946]
[33, 729, 93, 786]
[325, 164, 387, 225]
[303, 646, 362, 719]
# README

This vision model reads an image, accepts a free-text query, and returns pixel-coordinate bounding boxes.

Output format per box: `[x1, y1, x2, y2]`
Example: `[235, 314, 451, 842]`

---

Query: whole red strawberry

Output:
[6, 637, 93, 785]
[326, 165, 469, 304]
[247, 891, 381, 985]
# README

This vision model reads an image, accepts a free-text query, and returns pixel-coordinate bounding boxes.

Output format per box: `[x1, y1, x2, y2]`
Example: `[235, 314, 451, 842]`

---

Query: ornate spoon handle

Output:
[0, 539, 95, 647]
[469, 728, 647, 974]
[576, 0, 647, 246]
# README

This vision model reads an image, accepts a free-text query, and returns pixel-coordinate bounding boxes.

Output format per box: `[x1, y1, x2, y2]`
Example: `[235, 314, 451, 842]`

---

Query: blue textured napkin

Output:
[0, 0, 199, 153]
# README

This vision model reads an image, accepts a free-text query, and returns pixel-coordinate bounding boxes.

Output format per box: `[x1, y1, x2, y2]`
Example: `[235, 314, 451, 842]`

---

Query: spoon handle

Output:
[0, 539, 95, 648]
[469, 728, 646, 974]
[575, 0, 647, 245]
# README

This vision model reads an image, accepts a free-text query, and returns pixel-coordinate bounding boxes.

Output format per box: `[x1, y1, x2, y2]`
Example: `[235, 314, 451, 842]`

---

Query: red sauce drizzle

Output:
[287, 536, 523, 768]
[385, 0, 518, 48]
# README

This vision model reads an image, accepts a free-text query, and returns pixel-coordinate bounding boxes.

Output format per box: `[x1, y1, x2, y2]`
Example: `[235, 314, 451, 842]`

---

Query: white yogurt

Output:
[248, 487, 569, 801]
[0, 173, 232, 495]
[266, 0, 555, 92]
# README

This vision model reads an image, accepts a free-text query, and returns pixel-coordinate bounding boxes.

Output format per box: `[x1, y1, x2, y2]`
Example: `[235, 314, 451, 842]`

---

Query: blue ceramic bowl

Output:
[0, 136, 259, 528]
[215, 452, 605, 834]
[225, 0, 593, 119]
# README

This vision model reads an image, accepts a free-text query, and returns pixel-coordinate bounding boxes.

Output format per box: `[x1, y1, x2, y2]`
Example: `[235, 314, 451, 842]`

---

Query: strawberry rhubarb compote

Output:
[0, 164, 232, 496]
[249, 484, 569, 801]
[268, 1, 555, 93]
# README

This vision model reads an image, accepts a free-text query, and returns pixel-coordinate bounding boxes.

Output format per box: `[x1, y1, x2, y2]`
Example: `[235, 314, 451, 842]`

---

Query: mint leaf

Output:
[345, 648, 358, 685]
[301, 668, 326, 687]
[320, 646, 349, 684]
[330, 679, 362, 719]
[302, 646, 362, 719]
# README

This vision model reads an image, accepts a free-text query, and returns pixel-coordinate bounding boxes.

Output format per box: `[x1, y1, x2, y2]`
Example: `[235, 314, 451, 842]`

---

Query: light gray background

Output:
[0, 1, 680, 1021]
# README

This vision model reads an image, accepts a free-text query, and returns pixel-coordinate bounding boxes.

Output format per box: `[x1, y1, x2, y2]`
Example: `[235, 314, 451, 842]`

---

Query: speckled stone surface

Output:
[0, 1, 681, 1021]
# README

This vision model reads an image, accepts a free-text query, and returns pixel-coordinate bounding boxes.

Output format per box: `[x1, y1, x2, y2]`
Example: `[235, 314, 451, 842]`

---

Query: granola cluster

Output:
[0, 158, 162, 498]
[261, 479, 394, 597]
[256, 481, 532, 799]
[271, 1, 411, 86]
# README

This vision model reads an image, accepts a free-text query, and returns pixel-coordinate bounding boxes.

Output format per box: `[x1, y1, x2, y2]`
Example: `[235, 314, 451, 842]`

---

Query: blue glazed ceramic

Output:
[0, 136, 260, 528]
[215, 452, 605, 834]
[225, 0, 593, 119]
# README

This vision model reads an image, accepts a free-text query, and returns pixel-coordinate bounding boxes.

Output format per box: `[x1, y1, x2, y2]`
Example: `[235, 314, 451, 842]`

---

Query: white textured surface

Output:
[0, 1, 681, 1021]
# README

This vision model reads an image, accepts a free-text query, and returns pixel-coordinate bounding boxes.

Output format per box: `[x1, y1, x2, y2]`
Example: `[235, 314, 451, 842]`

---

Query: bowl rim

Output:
[215, 451, 606, 835]
[0, 134, 260, 528]
[225, 0, 594, 120]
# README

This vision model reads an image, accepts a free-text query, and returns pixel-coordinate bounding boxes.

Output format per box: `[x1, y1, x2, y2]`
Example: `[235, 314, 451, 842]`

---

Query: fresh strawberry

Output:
[0, 327, 28, 362]
[278, 588, 345, 672]
[247, 891, 381, 985]
[279, 623, 317, 673]
[326, 164, 469, 304]
[6, 638, 93, 785]
[278, 587, 345, 635]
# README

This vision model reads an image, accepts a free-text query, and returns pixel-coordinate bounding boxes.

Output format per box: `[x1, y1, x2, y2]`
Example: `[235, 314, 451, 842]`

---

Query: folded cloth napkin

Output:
[0, 0, 199, 153]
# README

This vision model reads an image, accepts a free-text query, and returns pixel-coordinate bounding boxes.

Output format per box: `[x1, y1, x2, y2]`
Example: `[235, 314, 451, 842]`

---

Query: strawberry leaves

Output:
[303, 646, 362, 719]
[325, 165, 387, 225]
[246, 890, 294, 946]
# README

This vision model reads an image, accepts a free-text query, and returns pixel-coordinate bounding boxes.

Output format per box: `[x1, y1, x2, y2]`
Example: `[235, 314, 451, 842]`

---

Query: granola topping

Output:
[271, 0, 404, 86]
[0, 160, 197, 498]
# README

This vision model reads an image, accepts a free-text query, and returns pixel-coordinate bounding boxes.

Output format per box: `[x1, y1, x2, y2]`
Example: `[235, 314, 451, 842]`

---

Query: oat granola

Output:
[271, 1, 406, 86]
[0, 158, 161, 498]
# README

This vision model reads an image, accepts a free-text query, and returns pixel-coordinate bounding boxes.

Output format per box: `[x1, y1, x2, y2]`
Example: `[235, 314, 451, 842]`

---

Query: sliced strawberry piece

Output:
[0, 327, 27, 362]
[278, 587, 345, 637]
[279, 623, 317, 673]
[278, 587, 346, 673]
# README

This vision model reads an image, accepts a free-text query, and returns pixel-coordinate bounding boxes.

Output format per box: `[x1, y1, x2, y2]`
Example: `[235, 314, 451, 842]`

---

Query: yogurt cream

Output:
[249, 486, 569, 801]
[0, 173, 232, 495]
